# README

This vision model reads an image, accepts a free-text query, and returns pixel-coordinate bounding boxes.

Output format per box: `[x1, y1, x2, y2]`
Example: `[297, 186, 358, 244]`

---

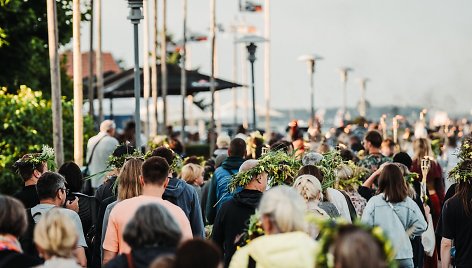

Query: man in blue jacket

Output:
[206, 138, 246, 224]
[151, 147, 205, 238]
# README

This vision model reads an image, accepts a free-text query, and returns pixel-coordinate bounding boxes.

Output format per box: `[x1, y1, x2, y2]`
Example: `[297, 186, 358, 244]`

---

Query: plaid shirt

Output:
[359, 153, 391, 173]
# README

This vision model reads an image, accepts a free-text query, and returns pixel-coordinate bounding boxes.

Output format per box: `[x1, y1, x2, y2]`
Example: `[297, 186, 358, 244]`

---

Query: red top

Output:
[411, 159, 445, 204]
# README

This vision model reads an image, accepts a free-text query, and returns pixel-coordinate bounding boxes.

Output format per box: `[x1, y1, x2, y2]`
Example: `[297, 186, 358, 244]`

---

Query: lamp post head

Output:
[126, 0, 143, 24]
[338, 67, 353, 82]
[357, 77, 370, 89]
[298, 54, 323, 74]
[247, 42, 257, 63]
[235, 35, 267, 64]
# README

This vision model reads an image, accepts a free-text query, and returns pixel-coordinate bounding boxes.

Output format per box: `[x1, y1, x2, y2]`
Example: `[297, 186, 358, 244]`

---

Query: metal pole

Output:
[181, 0, 187, 153]
[143, 0, 150, 144]
[133, 24, 142, 149]
[250, 59, 256, 131]
[310, 65, 315, 122]
[232, 32, 238, 128]
[88, 0, 94, 119]
[264, 0, 271, 137]
[73, 0, 83, 166]
[209, 0, 216, 155]
[96, 0, 104, 122]
[46, 0, 64, 166]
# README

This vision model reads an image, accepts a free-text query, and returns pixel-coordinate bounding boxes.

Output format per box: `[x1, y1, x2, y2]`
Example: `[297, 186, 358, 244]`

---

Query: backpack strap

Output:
[85, 134, 107, 166]
[247, 255, 256, 268]
[125, 253, 135, 268]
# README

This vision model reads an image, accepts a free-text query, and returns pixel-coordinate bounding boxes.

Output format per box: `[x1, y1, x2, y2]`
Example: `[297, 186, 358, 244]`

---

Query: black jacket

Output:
[211, 189, 263, 268]
[105, 246, 174, 268]
[0, 250, 43, 268]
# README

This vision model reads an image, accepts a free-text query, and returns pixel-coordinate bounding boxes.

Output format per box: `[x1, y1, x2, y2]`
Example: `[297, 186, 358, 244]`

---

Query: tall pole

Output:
[209, 0, 216, 155]
[143, 0, 151, 144]
[309, 61, 315, 123]
[161, 0, 168, 130]
[241, 43, 248, 129]
[73, 0, 83, 166]
[264, 0, 271, 137]
[232, 30, 238, 128]
[181, 0, 187, 153]
[127, 0, 144, 149]
[88, 0, 94, 119]
[96, 0, 104, 122]
[151, 0, 158, 136]
[46, 0, 64, 166]
[247, 43, 257, 131]
[339, 67, 352, 121]
[358, 78, 368, 118]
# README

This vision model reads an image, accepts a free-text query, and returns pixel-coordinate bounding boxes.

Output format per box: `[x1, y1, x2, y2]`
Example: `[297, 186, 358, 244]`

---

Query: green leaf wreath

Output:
[108, 149, 148, 169]
[309, 216, 397, 268]
[449, 135, 472, 183]
[315, 150, 345, 190]
[227, 150, 302, 192]
[335, 161, 367, 191]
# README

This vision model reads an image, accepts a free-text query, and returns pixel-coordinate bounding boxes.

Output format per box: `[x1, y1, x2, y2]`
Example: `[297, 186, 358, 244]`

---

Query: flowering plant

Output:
[449, 135, 472, 183]
[14, 145, 56, 171]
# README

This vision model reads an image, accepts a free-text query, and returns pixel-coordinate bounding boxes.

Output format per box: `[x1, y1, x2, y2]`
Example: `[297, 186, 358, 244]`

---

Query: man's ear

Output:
[33, 169, 41, 179]
[163, 177, 170, 189]
[139, 175, 145, 186]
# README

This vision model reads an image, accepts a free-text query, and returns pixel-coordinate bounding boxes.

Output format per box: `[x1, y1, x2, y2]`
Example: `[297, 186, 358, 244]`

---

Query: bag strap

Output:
[247, 255, 256, 268]
[384, 198, 415, 237]
[85, 135, 107, 166]
[125, 252, 135, 268]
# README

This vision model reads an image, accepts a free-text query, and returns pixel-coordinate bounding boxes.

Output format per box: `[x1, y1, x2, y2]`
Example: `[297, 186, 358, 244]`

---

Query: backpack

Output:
[19, 209, 41, 259]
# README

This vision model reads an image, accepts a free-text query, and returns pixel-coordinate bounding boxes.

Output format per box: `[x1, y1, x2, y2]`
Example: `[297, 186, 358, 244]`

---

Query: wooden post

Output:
[73, 0, 83, 165]
[150, 0, 158, 136]
[143, 0, 151, 143]
[46, 0, 64, 166]
[96, 0, 104, 122]
[161, 0, 168, 130]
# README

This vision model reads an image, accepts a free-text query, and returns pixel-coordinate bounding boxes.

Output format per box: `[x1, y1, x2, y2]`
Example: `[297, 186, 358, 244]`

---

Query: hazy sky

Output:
[79, 0, 472, 115]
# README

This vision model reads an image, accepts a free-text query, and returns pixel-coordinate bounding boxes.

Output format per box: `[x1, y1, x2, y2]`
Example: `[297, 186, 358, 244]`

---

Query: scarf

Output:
[0, 234, 22, 253]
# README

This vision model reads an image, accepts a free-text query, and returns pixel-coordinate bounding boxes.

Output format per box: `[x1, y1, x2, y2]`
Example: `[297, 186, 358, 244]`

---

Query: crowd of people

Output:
[1, 116, 472, 268]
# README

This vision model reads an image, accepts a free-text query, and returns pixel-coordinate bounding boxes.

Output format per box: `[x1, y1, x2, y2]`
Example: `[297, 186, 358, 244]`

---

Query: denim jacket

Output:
[361, 194, 427, 260]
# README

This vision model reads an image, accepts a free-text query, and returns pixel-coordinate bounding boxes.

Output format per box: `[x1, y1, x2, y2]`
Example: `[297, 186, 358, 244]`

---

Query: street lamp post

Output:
[236, 35, 267, 131]
[358, 77, 369, 118]
[126, 0, 143, 148]
[298, 54, 322, 124]
[338, 67, 353, 120]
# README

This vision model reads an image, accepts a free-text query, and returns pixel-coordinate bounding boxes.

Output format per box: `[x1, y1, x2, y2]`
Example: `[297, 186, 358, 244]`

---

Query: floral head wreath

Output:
[107, 149, 147, 169]
[14, 145, 56, 171]
[449, 135, 472, 183]
[310, 216, 397, 268]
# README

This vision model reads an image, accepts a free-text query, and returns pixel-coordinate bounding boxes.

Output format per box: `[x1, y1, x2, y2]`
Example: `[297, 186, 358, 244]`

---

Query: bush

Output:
[0, 86, 94, 194]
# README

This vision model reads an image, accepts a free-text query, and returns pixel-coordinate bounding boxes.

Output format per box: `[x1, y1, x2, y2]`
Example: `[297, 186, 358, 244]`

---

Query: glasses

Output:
[57, 187, 69, 196]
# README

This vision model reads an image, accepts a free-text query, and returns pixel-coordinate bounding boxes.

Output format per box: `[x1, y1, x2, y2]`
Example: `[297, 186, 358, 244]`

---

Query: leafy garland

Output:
[449, 135, 472, 183]
[227, 150, 302, 192]
[15, 145, 56, 171]
[309, 216, 397, 268]
[315, 150, 344, 190]
[107, 149, 148, 169]
[335, 161, 367, 191]
[236, 211, 265, 249]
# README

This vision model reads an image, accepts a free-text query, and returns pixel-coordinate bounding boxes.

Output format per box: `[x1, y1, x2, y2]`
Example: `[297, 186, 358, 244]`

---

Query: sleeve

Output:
[441, 200, 455, 239]
[205, 174, 218, 225]
[434, 163, 445, 204]
[102, 210, 119, 253]
[71, 212, 88, 248]
[211, 206, 225, 254]
[357, 186, 374, 201]
[189, 188, 205, 238]
[407, 198, 428, 237]
[101, 206, 113, 256]
[177, 209, 194, 241]
[361, 199, 375, 226]
[327, 188, 352, 223]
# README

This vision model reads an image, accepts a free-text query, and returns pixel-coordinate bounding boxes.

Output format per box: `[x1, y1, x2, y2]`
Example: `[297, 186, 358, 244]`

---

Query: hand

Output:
[66, 197, 79, 213]
[424, 204, 431, 216]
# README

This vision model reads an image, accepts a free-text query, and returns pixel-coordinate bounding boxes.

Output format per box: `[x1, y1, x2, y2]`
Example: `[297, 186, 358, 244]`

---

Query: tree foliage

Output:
[0, 86, 94, 194]
[0, 0, 89, 98]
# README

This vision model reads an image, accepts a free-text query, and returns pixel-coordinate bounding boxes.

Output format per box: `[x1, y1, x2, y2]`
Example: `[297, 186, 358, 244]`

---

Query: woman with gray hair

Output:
[229, 186, 317, 268]
[105, 203, 182, 268]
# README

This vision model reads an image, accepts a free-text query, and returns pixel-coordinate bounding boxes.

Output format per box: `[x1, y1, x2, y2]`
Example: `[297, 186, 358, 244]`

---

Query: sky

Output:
[78, 0, 472, 116]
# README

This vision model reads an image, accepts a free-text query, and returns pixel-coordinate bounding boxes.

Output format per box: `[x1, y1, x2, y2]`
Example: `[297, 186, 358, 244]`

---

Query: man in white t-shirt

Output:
[86, 120, 119, 188]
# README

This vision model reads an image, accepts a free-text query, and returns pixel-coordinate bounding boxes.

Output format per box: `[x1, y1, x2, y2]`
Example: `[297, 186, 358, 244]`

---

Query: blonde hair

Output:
[118, 158, 143, 201]
[34, 209, 77, 258]
[336, 164, 355, 190]
[259, 185, 307, 233]
[181, 164, 204, 185]
[293, 175, 323, 202]
[413, 138, 434, 160]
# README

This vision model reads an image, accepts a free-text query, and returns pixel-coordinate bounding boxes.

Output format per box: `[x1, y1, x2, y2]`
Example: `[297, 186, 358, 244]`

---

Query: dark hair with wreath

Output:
[13, 145, 55, 181]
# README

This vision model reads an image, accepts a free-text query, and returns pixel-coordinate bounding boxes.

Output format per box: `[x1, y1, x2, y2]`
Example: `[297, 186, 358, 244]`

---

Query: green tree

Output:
[0, 86, 94, 194]
[0, 0, 89, 99]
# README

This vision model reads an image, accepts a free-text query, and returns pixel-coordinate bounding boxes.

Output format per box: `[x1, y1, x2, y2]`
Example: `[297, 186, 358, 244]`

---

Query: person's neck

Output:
[40, 199, 60, 207]
[244, 184, 263, 192]
[369, 148, 381, 155]
[24, 177, 37, 187]
[141, 184, 165, 198]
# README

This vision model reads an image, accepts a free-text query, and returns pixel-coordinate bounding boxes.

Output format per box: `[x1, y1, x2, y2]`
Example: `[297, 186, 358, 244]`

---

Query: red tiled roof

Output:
[62, 51, 122, 79]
